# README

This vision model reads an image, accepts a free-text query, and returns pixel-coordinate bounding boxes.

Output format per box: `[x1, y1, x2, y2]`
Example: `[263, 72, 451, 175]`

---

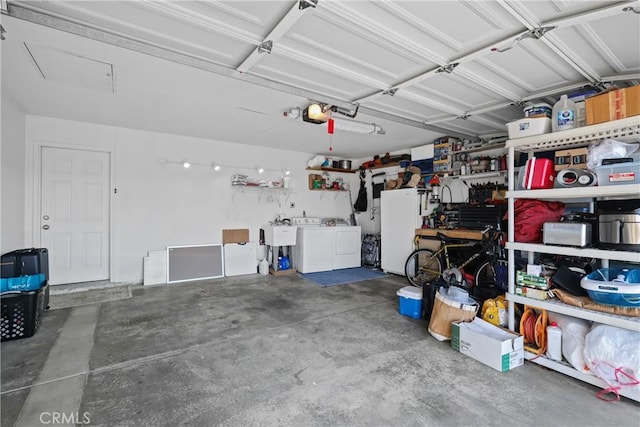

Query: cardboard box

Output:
[515, 284, 551, 300]
[554, 147, 587, 171]
[222, 229, 249, 244]
[516, 271, 550, 290]
[451, 317, 524, 372]
[585, 85, 640, 125]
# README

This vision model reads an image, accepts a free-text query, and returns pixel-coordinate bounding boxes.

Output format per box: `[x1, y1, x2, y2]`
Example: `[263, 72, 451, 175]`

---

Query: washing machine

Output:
[292, 217, 361, 273]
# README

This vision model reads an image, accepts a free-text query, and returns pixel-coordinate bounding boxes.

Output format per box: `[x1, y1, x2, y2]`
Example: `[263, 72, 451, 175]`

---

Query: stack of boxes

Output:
[433, 137, 458, 174]
[515, 270, 551, 301]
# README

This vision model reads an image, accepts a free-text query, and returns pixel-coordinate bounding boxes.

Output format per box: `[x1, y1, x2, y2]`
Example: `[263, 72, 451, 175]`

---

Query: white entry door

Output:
[40, 147, 110, 285]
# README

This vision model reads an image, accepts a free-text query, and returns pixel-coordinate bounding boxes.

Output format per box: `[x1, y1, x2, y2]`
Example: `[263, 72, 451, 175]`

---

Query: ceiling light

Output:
[257, 167, 264, 174]
[303, 103, 328, 124]
[212, 163, 221, 171]
[182, 160, 191, 168]
[282, 168, 291, 176]
[324, 118, 385, 135]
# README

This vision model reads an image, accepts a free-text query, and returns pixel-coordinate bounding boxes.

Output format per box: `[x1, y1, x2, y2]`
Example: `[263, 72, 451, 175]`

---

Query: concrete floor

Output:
[1, 272, 638, 426]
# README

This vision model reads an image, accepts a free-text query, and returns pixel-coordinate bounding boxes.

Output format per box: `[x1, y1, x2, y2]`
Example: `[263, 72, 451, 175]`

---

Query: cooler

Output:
[397, 286, 422, 319]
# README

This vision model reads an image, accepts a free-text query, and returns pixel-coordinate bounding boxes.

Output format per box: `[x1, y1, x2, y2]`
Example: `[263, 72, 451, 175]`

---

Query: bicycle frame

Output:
[414, 229, 503, 283]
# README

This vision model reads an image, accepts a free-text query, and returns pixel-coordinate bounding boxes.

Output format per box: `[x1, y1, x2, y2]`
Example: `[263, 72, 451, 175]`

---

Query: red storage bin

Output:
[522, 157, 555, 189]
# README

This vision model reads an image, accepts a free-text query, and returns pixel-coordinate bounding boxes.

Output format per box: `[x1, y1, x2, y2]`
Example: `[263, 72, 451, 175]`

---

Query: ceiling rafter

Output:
[237, 1, 314, 73]
[354, 1, 637, 131]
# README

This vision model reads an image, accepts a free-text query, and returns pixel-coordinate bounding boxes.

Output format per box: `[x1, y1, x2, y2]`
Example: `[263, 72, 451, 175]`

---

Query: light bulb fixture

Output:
[303, 103, 329, 124]
[323, 117, 385, 135]
[158, 158, 288, 175]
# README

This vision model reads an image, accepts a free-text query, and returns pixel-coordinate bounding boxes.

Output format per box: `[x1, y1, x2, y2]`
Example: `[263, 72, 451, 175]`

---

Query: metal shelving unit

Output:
[505, 116, 640, 401]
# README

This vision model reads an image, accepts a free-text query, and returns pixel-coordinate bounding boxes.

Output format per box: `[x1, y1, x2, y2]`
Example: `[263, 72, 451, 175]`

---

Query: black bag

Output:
[1, 248, 49, 280]
[354, 172, 368, 212]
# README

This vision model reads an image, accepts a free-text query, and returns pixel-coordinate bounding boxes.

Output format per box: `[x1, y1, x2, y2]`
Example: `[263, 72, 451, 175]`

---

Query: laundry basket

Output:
[1, 282, 49, 342]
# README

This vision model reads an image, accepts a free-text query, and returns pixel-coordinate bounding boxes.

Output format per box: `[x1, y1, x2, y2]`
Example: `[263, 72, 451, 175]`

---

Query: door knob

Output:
[42, 224, 50, 230]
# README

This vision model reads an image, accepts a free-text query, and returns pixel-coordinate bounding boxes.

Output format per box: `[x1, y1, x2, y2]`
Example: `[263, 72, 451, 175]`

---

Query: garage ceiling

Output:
[2, 1, 639, 159]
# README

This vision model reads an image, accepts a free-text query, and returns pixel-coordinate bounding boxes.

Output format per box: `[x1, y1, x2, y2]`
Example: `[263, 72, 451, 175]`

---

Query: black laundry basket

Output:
[1, 282, 49, 342]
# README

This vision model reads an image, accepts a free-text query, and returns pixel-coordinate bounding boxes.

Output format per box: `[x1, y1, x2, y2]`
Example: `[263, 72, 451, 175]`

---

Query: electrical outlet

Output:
[289, 202, 295, 208]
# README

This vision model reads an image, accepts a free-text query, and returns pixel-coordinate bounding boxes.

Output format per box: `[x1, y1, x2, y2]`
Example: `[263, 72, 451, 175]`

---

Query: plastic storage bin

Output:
[595, 161, 639, 186]
[580, 269, 640, 307]
[507, 117, 551, 139]
[1, 282, 49, 341]
[397, 286, 423, 319]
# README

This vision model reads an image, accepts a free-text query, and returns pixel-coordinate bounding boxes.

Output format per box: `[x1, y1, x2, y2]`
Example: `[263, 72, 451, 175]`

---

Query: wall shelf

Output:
[452, 141, 506, 155]
[306, 167, 356, 174]
[231, 184, 292, 207]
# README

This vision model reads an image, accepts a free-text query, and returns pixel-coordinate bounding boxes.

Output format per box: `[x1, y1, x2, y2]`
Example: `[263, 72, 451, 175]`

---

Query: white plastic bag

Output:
[583, 324, 640, 400]
[547, 312, 592, 374]
[586, 139, 639, 170]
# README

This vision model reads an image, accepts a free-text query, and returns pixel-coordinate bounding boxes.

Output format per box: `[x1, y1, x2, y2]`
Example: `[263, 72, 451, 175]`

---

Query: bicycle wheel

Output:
[474, 260, 497, 289]
[404, 249, 443, 287]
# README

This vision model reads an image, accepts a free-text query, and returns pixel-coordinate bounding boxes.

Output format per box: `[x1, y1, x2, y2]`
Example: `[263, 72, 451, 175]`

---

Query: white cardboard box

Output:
[451, 317, 524, 372]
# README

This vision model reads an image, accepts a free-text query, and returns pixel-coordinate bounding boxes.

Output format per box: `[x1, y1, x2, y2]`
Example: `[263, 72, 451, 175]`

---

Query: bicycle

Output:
[404, 226, 506, 294]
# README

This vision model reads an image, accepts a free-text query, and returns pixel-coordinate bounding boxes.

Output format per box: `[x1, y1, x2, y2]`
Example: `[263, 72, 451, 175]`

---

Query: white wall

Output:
[24, 116, 360, 284]
[1, 94, 26, 253]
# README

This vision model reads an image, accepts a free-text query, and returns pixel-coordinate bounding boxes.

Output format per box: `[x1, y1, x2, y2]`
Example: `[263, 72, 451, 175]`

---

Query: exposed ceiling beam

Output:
[6, 2, 477, 140]
[357, 1, 639, 134]
[237, 0, 314, 73]
[495, 0, 638, 83]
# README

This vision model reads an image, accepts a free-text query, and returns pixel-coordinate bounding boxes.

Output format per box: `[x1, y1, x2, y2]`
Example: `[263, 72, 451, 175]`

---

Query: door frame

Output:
[27, 140, 115, 283]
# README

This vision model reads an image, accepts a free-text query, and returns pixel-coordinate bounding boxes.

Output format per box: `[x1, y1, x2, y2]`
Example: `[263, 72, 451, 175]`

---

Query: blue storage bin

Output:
[397, 286, 423, 319]
[580, 269, 640, 307]
[0, 274, 46, 293]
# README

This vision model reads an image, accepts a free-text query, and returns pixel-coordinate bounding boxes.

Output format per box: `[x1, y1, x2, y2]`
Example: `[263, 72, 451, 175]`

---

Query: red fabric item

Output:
[507, 199, 565, 243]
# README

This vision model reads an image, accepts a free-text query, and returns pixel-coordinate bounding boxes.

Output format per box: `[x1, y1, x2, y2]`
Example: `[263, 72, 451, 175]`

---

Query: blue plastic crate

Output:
[580, 269, 640, 307]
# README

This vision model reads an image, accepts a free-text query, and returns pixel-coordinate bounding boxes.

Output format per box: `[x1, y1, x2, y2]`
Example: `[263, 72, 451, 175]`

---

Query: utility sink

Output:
[263, 225, 297, 246]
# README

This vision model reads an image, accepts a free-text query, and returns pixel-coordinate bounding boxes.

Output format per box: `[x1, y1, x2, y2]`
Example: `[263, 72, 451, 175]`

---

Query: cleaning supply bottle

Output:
[552, 94, 576, 132]
[546, 322, 563, 361]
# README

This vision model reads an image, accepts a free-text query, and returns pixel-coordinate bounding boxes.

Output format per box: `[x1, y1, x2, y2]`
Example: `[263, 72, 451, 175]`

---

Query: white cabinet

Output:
[505, 116, 640, 401]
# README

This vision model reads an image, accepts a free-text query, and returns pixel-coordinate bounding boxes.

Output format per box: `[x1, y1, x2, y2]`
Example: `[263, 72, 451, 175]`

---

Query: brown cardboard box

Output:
[222, 229, 249, 244]
[585, 85, 640, 125]
[554, 147, 588, 171]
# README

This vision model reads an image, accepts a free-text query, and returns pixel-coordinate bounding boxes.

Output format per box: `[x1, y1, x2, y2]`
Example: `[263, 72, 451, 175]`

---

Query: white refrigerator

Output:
[380, 188, 425, 275]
